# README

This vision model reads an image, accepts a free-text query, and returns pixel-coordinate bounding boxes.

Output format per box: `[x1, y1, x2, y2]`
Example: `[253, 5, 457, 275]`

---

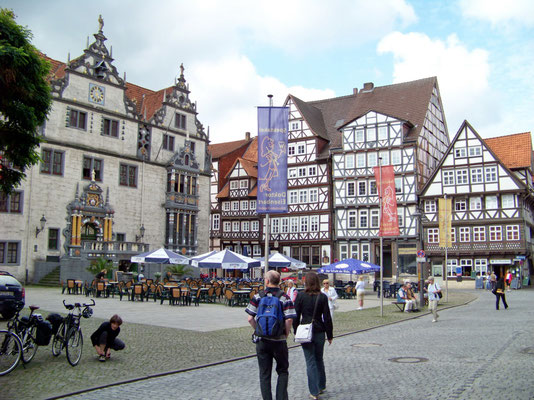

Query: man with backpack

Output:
[246, 270, 296, 400]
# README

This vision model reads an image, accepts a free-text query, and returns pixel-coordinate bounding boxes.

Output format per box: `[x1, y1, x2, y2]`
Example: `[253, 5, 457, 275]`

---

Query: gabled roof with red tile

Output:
[484, 132, 533, 169]
[216, 182, 229, 199]
[242, 136, 258, 162]
[39, 53, 179, 122]
[39, 52, 67, 80]
[239, 157, 257, 178]
[208, 138, 252, 159]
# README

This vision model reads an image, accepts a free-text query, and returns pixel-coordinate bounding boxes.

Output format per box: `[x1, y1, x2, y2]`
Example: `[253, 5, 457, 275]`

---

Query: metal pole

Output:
[379, 157, 383, 317]
[263, 94, 274, 277]
[264, 214, 270, 276]
[418, 210, 424, 309]
[444, 193, 449, 302]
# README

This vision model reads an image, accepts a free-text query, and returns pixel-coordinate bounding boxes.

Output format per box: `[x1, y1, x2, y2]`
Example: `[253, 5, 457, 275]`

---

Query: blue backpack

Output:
[255, 290, 285, 338]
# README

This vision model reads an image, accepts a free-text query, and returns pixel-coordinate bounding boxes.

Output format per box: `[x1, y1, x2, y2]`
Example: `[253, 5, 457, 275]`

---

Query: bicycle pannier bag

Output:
[46, 313, 64, 335]
[35, 320, 53, 346]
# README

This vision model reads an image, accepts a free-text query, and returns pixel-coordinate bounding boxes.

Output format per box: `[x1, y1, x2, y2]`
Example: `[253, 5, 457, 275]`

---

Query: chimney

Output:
[353, 88, 358, 95]
[362, 82, 374, 92]
[246, 132, 251, 140]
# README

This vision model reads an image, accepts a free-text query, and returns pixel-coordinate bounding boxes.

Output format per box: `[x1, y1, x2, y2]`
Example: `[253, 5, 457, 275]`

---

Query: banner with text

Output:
[257, 106, 289, 214]
[374, 165, 400, 236]
[438, 197, 452, 248]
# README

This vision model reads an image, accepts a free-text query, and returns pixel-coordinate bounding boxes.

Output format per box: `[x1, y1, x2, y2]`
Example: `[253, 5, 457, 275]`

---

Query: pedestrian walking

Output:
[355, 276, 366, 310]
[320, 279, 338, 319]
[286, 279, 297, 303]
[493, 276, 509, 310]
[427, 277, 441, 322]
[490, 271, 497, 291]
[246, 270, 296, 400]
[91, 314, 125, 361]
[293, 271, 333, 400]
[505, 271, 513, 292]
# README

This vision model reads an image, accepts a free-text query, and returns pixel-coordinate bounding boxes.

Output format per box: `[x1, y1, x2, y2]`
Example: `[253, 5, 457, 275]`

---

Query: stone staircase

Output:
[37, 266, 61, 287]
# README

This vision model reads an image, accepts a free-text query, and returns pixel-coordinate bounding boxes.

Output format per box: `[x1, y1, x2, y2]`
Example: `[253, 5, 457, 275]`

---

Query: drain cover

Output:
[389, 357, 429, 363]
[351, 343, 382, 348]
[520, 347, 534, 355]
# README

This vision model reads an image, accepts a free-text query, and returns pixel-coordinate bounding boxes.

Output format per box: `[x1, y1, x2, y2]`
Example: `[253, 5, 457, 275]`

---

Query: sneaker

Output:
[357, 307, 363, 310]
[432, 319, 437, 323]
[99, 355, 106, 362]
[309, 395, 319, 400]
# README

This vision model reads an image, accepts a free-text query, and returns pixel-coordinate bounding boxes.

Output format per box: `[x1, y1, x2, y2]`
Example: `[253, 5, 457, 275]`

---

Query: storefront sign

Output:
[489, 259, 512, 264]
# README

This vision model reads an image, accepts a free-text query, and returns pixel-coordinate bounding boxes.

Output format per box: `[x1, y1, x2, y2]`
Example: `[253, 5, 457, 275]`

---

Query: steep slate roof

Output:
[291, 77, 438, 156]
[484, 132, 533, 170]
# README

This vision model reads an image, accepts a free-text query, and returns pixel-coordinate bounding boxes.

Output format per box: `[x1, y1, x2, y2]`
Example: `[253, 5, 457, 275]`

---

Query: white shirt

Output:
[356, 280, 366, 291]
[321, 286, 338, 309]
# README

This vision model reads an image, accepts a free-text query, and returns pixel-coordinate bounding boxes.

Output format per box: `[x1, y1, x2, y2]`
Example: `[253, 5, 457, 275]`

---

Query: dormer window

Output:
[175, 113, 186, 130]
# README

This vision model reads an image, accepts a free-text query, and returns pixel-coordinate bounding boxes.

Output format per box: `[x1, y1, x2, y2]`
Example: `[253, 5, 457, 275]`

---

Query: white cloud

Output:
[6, 0, 415, 143]
[377, 31, 500, 136]
[459, 0, 534, 27]
[188, 56, 335, 143]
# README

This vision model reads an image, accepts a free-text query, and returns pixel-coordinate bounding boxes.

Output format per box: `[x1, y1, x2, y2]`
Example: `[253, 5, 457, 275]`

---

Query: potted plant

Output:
[87, 257, 114, 279]
[166, 264, 193, 280]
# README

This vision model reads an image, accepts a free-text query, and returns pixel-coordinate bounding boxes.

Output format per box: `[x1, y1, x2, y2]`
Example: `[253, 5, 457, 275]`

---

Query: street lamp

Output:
[135, 224, 145, 242]
[35, 215, 47, 237]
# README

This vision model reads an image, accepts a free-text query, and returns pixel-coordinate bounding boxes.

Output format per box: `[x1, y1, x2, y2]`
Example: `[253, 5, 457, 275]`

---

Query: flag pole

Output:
[263, 94, 274, 277]
[379, 157, 383, 317]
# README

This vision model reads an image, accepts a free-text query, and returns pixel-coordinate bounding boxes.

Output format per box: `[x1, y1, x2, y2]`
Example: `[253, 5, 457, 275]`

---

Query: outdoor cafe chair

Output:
[206, 287, 216, 303]
[60, 280, 66, 294]
[214, 286, 222, 302]
[66, 279, 77, 294]
[131, 284, 145, 302]
[169, 287, 182, 306]
[190, 287, 201, 306]
[180, 287, 192, 306]
[224, 289, 236, 307]
[96, 281, 108, 298]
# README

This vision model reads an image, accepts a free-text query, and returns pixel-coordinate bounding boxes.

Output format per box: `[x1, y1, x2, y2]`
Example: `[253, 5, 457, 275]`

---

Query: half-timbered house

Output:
[208, 134, 252, 252]
[214, 138, 262, 258]
[420, 121, 534, 282]
[332, 78, 449, 278]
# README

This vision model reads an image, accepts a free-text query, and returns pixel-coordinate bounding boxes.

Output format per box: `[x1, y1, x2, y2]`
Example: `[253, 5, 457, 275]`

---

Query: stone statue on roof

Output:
[98, 15, 104, 32]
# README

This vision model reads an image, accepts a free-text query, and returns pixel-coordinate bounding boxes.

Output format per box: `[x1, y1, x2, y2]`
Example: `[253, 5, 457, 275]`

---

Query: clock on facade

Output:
[89, 83, 105, 105]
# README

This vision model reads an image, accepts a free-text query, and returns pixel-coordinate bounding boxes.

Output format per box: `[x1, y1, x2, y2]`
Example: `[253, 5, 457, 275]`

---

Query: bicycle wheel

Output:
[21, 325, 38, 364]
[66, 328, 83, 366]
[0, 330, 22, 376]
[51, 323, 65, 357]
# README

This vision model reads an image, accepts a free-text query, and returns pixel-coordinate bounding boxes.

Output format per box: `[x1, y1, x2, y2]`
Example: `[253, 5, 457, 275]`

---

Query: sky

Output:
[5, 0, 534, 144]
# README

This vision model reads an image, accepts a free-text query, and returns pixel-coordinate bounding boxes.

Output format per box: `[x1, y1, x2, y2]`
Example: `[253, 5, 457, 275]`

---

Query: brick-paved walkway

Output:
[64, 289, 534, 400]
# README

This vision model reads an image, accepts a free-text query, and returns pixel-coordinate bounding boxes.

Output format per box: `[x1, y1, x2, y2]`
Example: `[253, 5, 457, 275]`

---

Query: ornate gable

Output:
[68, 15, 124, 86]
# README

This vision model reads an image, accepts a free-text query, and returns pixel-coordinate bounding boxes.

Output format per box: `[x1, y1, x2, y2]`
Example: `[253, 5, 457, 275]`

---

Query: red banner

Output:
[374, 165, 400, 237]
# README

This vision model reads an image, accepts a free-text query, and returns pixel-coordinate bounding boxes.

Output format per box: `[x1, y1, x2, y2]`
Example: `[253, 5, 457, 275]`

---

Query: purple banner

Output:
[257, 106, 289, 214]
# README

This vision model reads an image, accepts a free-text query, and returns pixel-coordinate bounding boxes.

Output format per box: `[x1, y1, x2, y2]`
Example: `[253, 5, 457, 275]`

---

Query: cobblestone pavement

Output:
[64, 289, 534, 400]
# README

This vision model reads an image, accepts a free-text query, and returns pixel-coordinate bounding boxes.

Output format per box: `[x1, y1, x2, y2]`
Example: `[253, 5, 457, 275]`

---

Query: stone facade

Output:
[0, 19, 210, 282]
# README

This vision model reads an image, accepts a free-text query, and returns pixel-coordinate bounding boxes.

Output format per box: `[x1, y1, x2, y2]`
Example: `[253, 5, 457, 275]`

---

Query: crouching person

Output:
[91, 314, 125, 362]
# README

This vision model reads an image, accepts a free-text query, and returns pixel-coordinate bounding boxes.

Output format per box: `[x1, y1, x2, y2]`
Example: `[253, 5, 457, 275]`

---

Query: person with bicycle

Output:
[90, 314, 125, 362]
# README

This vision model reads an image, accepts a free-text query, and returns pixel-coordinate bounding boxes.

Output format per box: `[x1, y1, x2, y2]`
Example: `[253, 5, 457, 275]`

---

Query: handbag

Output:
[295, 293, 320, 344]
[437, 291, 443, 299]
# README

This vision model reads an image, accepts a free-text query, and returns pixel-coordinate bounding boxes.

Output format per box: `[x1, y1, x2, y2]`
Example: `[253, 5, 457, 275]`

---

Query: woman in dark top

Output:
[293, 272, 333, 399]
[494, 276, 509, 310]
[91, 314, 125, 361]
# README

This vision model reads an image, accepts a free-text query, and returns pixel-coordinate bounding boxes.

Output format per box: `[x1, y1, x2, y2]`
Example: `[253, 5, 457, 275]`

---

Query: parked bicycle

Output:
[51, 299, 95, 366]
[6, 304, 49, 365]
[0, 329, 22, 376]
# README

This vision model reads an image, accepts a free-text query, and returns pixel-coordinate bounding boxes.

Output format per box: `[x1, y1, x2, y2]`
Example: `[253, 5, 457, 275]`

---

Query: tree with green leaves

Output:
[0, 9, 51, 194]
